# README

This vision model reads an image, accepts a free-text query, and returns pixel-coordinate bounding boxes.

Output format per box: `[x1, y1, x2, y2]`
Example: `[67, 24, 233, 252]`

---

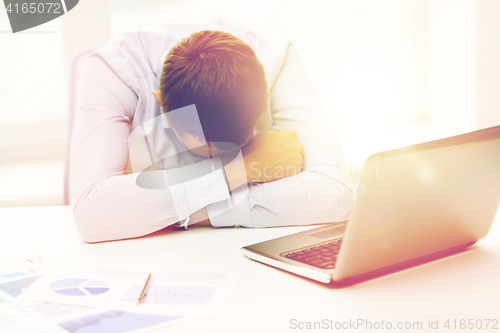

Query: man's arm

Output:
[188, 128, 305, 225]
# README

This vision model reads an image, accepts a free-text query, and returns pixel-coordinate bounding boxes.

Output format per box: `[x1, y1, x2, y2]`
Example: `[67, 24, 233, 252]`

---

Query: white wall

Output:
[477, 0, 500, 129]
[428, 0, 476, 132]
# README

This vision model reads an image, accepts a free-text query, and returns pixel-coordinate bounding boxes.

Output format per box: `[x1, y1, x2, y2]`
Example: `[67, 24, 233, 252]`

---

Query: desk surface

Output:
[1, 205, 500, 333]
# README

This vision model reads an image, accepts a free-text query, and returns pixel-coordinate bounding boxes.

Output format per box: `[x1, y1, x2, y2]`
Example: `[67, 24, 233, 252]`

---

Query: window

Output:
[0, 9, 67, 161]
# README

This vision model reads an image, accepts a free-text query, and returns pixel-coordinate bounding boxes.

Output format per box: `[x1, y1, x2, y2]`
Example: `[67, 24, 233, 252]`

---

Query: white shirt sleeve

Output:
[70, 56, 230, 243]
[208, 43, 354, 228]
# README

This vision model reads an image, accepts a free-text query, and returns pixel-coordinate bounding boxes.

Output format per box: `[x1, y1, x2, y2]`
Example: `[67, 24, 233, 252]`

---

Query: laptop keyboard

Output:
[284, 238, 343, 270]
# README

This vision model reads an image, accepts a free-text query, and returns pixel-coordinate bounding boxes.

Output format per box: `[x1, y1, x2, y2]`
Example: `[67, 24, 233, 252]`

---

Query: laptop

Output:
[242, 125, 500, 284]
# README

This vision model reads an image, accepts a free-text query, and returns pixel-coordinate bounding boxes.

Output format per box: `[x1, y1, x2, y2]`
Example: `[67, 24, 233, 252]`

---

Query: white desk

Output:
[1, 205, 500, 333]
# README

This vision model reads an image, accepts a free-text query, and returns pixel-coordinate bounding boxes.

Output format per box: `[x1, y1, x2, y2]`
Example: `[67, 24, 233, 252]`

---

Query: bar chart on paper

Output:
[50, 279, 110, 296]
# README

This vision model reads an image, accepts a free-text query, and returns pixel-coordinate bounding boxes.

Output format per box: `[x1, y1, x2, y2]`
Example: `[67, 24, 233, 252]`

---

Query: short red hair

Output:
[159, 30, 268, 146]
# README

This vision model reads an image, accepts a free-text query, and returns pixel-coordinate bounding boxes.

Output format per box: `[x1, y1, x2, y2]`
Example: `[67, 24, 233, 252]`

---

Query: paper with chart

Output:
[0, 262, 187, 333]
[0, 292, 57, 333]
[0, 260, 44, 298]
[2, 296, 186, 333]
[23, 301, 186, 333]
[19, 264, 242, 316]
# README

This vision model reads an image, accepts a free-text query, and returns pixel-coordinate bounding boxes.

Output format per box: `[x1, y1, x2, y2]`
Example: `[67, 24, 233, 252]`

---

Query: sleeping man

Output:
[70, 19, 353, 242]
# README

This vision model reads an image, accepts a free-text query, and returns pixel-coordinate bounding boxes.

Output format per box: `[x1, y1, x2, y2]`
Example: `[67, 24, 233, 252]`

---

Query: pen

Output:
[137, 273, 152, 304]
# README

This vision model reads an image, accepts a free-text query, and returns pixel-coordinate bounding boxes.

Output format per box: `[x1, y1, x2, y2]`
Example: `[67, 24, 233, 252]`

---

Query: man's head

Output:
[153, 30, 268, 157]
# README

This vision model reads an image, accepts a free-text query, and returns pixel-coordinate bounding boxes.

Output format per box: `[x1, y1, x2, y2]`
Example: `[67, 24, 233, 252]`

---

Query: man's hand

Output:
[241, 129, 304, 184]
